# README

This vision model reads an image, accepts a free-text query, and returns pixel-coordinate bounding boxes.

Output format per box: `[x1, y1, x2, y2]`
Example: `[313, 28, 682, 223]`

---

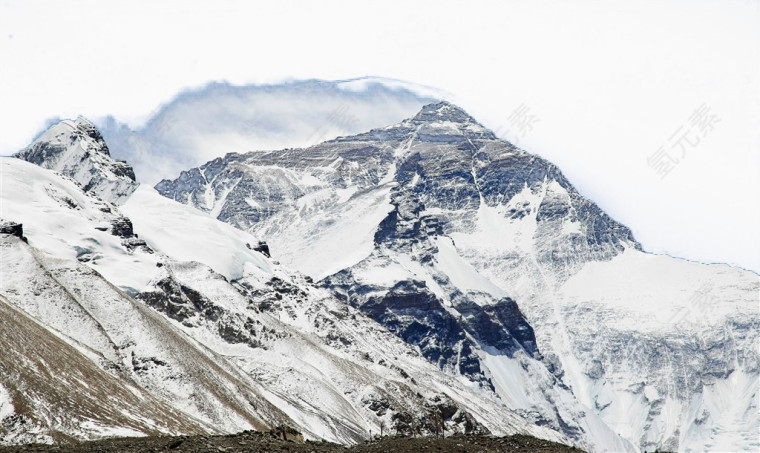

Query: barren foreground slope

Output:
[0, 431, 583, 453]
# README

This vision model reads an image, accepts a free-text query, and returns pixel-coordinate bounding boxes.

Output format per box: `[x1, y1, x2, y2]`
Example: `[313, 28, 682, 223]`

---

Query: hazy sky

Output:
[1, 0, 758, 271]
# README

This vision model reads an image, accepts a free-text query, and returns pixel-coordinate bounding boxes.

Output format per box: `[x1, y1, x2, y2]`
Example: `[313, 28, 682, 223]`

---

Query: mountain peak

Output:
[32, 117, 108, 152]
[402, 101, 496, 141]
[412, 101, 479, 125]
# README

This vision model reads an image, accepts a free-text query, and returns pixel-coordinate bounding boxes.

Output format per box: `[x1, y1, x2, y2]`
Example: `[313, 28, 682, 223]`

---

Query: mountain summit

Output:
[157, 102, 640, 278]
[410, 101, 490, 129]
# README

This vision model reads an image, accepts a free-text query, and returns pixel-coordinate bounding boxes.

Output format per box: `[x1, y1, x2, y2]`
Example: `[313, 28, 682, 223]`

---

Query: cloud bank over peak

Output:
[97, 78, 442, 185]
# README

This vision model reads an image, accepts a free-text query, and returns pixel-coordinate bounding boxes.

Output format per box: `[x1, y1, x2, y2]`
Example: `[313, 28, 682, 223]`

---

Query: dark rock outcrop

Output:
[0, 220, 26, 242]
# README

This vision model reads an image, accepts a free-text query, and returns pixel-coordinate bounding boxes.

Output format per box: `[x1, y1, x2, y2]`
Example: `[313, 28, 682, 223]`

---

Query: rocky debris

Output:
[270, 425, 304, 443]
[138, 276, 222, 324]
[0, 432, 583, 453]
[0, 221, 26, 242]
[109, 216, 153, 253]
[236, 276, 307, 317]
[110, 216, 134, 238]
[384, 396, 488, 438]
[122, 236, 151, 252]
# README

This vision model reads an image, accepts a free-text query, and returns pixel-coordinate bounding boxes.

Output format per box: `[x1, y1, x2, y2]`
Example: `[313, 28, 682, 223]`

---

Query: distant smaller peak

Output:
[59, 117, 109, 149]
[15, 115, 138, 203]
[31, 116, 103, 145]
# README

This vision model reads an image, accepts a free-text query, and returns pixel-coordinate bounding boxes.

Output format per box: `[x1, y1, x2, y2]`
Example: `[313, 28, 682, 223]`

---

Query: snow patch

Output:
[434, 237, 505, 299]
[121, 185, 272, 280]
[557, 248, 760, 332]
[0, 385, 14, 419]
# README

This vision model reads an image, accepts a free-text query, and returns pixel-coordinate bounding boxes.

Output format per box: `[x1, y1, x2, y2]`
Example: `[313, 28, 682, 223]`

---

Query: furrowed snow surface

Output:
[155, 102, 759, 452]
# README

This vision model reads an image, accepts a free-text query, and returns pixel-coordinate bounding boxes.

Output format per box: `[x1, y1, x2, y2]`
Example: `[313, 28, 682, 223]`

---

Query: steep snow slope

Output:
[550, 251, 759, 452]
[122, 185, 272, 280]
[1, 158, 160, 292]
[157, 101, 759, 452]
[1, 143, 573, 446]
[0, 233, 292, 441]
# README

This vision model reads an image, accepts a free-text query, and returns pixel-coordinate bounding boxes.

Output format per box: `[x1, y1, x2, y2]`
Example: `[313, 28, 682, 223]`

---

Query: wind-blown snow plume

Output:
[96, 78, 440, 185]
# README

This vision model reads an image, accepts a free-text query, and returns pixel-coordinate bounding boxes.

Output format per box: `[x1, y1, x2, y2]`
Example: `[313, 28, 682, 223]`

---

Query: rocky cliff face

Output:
[156, 102, 639, 280]
[155, 102, 759, 452]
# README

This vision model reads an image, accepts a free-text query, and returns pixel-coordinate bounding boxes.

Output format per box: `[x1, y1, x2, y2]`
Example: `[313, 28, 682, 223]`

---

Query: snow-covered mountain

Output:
[156, 102, 760, 452]
[1, 119, 594, 448]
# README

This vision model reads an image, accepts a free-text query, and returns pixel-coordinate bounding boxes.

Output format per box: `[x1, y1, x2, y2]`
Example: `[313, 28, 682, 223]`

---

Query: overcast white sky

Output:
[1, 0, 758, 272]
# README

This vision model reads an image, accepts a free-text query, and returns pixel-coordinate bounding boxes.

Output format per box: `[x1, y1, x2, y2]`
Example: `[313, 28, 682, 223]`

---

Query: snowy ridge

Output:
[0, 158, 159, 292]
[157, 101, 759, 452]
